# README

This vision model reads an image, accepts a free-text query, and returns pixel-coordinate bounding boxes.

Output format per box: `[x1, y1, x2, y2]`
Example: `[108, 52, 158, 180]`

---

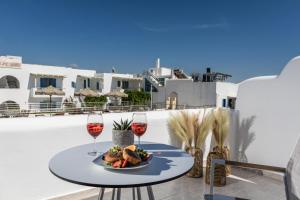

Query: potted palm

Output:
[168, 110, 212, 177]
[112, 118, 134, 148]
[205, 108, 230, 186]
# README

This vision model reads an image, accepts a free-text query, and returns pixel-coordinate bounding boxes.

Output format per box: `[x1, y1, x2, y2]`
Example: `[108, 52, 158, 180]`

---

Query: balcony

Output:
[0, 109, 291, 200]
[30, 87, 65, 98]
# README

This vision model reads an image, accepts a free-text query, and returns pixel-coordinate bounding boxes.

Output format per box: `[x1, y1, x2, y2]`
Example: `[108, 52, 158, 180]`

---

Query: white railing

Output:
[0, 101, 215, 118]
[144, 71, 163, 87]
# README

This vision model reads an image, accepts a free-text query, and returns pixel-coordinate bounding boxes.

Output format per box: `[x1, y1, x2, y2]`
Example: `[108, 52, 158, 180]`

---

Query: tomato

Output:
[122, 159, 128, 168]
[112, 160, 122, 168]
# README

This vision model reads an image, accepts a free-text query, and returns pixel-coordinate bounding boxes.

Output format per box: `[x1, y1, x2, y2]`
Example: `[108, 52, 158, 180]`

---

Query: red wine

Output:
[131, 123, 147, 136]
[87, 123, 103, 138]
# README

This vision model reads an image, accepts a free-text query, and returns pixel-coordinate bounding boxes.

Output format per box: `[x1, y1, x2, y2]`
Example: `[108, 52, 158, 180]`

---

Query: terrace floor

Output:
[79, 167, 285, 200]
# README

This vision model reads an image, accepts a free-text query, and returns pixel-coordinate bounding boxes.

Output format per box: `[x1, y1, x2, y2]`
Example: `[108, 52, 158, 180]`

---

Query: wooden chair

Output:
[205, 138, 300, 200]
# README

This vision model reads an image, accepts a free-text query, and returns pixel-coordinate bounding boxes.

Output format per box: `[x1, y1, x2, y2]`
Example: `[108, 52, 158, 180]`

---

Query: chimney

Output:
[156, 58, 160, 69]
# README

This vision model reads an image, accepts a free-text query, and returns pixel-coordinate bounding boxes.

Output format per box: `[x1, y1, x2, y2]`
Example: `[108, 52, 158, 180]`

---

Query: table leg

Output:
[147, 186, 155, 200]
[98, 188, 105, 200]
[137, 187, 142, 200]
[111, 188, 115, 200]
[116, 188, 121, 200]
[132, 187, 136, 200]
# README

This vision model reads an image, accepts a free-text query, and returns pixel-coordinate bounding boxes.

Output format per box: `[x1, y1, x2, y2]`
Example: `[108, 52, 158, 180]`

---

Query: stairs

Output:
[144, 71, 163, 88]
[173, 69, 189, 79]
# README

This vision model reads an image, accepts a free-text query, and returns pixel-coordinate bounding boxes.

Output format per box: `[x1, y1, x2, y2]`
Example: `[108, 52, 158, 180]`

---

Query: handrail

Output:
[144, 71, 163, 87]
[0, 102, 215, 118]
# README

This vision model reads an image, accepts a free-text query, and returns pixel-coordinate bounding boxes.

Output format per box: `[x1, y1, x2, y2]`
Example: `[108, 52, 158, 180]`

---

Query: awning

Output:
[112, 76, 142, 81]
[35, 85, 65, 96]
[105, 91, 128, 98]
[30, 73, 65, 78]
[77, 75, 103, 79]
[74, 88, 100, 97]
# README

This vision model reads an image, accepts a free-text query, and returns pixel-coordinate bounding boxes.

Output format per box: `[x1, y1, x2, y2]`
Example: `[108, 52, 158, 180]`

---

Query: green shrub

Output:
[84, 96, 107, 107]
[123, 90, 150, 105]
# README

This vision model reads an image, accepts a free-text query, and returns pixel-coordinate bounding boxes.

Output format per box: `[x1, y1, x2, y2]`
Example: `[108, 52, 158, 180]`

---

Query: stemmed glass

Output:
[131, 113, 147, 147]
[86, 112, 104, 156]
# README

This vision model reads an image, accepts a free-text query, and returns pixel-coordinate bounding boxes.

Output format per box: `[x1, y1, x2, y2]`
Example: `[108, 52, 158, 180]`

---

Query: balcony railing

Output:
[0, 102, 215, 118]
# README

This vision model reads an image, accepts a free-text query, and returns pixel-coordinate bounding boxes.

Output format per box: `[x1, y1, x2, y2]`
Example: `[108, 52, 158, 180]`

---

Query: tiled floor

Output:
[83, 168, 286, 200]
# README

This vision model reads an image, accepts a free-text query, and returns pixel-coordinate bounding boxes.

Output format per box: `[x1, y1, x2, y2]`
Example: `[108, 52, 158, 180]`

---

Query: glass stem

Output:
[94, 138, 96, 153]
[138, 136, 141, 147]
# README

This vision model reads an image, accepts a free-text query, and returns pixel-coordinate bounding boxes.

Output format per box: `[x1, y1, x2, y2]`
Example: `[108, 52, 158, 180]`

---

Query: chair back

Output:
[285, 137, 300, 200]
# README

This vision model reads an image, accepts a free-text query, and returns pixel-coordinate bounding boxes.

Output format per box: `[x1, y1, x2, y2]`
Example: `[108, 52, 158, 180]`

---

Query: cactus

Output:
[113, 118, 132, 131]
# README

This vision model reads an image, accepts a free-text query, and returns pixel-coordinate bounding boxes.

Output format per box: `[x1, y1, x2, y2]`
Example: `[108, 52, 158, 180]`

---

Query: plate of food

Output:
[94, 145, 153, 170]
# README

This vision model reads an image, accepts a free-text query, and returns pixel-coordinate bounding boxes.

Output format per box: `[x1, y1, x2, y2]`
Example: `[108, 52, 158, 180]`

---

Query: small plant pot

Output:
[112, 130, 134, 148]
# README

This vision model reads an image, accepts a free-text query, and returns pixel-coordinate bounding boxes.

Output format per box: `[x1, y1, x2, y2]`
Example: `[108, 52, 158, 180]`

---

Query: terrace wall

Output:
[236, 56, 300, 167]
[0, 109, 238, 200]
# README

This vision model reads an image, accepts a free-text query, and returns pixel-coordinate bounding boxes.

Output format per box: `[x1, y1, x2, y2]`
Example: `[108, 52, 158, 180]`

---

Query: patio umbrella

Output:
[35, 85, 65, 109]
[104, 91, 128, 98]
[74, 88, 100, 97]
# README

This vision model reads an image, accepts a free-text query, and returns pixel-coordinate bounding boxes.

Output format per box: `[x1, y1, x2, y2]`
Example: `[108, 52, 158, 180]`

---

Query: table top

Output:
[49, 142, 194, 188]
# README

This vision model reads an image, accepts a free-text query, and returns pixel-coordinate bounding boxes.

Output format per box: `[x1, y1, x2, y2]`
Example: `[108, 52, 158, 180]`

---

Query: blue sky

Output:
[0, 0, 300, 82]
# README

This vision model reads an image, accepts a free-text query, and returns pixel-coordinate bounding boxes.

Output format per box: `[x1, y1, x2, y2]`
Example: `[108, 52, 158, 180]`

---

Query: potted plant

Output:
[205, 108, 230, 186]
[168, 110, 212, 178]
[112, 118, 134, 148]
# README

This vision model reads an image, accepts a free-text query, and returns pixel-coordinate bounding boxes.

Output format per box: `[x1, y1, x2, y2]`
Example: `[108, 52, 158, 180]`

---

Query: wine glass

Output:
[86, 112, 104, 156]
[131, 113, 147, 147]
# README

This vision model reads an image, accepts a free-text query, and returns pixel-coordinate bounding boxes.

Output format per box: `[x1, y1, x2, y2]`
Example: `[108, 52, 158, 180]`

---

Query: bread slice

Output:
[123, 148, 141, 165]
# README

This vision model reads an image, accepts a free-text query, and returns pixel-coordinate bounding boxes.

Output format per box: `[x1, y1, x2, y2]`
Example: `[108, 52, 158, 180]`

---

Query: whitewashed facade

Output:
[0, 56, 102, 110]
[145, 58, 238, 109]
[98, 73, 142, 94]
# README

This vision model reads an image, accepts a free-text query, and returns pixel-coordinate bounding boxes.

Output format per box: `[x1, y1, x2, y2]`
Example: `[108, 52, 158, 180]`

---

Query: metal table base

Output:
[98, 186, 155, 200]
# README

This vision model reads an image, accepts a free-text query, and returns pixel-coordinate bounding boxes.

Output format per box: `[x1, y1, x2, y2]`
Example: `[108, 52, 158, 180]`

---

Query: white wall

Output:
[101, 73, 113, 94]
[152, 79, 217, 107]
[0, 60, 97, 109]
[149, 67, 172, 77]
[165, 79, 216, 107]
[0, 67, 31, 109]
[216, 82, 238, 107]
[1, 109, 233, 200]
[236, 56, 300, 167]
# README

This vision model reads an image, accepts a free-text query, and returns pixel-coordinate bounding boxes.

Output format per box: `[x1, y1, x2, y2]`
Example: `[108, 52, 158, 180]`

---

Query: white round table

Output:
[49, 142, 194, 200]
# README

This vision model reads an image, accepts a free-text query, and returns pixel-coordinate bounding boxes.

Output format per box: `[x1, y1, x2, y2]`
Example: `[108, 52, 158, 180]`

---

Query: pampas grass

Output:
[212, 108, 230, 149]
[168, 109, 213, 150]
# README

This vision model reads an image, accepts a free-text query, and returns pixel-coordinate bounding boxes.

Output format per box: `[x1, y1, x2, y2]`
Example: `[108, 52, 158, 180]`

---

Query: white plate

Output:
[93, 153, 153, 170]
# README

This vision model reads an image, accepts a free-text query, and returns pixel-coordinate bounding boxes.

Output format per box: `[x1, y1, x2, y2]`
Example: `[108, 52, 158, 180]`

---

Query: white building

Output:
[98, 73, 143, 94]
[0, 55, 145, 111]
[0, 55, 103, 110]
[0, 55, 238, 112]
[144, 58, 238, 109]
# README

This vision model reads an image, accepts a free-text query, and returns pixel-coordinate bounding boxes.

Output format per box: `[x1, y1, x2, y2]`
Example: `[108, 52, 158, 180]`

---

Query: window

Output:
[0, 76, 20, 88]
[40, 78, 56, 88]
[87, 78, 90, 88]
[117, 80, 121, 87]
[71, 81, 76, 88]
[228, 98, 236, 109]
[122, 81, 129, 89]
[96, 82, 100, 90]
[222, 99, 227, 107]
[84, 80, 87, 88]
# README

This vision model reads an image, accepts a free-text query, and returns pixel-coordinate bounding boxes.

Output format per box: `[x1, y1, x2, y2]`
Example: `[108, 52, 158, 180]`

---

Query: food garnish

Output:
[103, 145, 150, 168]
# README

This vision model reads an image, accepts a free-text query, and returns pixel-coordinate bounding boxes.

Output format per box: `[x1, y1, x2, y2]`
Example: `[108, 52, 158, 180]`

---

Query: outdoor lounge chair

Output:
[205, 138, 300, 200]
